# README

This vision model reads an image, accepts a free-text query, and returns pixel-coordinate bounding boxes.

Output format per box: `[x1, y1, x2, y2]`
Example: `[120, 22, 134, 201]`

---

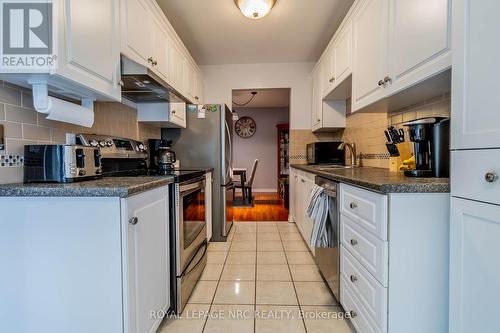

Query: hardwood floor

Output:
[233, 192, 289, 221]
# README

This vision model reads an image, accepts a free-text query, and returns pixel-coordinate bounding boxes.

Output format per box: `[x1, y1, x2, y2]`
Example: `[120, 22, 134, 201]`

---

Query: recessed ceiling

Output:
[156, 0, 355, 65]
[232, 88, 290, 108]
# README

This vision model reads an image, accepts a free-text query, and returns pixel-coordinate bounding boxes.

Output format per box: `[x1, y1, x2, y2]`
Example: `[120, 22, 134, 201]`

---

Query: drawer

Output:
[341, 245, 387, 332]
[340, 276, 384, 333]
[452, 150, 500, 206]
[340, 214, 388, 286]
[340, 184, 388, 240]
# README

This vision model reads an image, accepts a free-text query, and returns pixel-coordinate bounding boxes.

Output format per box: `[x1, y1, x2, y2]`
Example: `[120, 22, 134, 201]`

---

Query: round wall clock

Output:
[235, 116, 257, 138]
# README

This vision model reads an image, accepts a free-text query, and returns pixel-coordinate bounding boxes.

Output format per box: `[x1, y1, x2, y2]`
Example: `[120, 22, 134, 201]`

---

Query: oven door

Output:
[177, 177, 207, 275]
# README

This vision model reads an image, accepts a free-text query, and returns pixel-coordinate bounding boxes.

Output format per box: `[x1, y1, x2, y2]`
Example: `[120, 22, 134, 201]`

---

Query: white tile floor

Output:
[159, 222, 355, 333]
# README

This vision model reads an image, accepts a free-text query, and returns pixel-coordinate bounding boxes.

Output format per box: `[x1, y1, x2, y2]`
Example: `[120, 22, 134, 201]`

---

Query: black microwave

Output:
[306, 142, 345, 165]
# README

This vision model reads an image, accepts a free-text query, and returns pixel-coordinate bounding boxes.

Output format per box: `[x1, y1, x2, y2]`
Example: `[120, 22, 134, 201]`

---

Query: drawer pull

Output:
[349, 202, 358, 209]
[349, 310, 358, 318]
[350, 239, 358, 246]
[129, 217, 139, 225]
[485, 172, 498, 183]
[350, 275, 358, 283]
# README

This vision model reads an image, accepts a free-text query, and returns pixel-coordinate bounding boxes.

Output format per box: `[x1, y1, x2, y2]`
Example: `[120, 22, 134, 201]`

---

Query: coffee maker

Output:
[148, 139, 177, 174]
[403, 117, 450, 178]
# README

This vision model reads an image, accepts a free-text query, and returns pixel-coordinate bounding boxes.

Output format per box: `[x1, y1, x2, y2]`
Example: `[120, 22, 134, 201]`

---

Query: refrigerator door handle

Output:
[225, 121, 233, 181]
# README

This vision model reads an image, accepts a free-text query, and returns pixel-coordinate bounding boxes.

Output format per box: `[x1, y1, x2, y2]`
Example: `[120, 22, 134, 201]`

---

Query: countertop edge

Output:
[290, 165, 450, 194]
[0, 177, 175, 198]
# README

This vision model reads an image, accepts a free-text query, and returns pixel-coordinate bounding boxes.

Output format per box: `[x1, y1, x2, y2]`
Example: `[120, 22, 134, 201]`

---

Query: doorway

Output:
[231, 88, 291, 221]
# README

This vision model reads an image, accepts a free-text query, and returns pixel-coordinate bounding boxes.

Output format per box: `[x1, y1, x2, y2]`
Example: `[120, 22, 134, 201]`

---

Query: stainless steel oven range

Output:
[169, 170, 207, 314]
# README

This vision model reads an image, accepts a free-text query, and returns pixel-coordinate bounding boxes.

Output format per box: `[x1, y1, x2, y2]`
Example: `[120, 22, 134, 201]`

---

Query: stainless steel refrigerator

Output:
[162, 104, 234, 241]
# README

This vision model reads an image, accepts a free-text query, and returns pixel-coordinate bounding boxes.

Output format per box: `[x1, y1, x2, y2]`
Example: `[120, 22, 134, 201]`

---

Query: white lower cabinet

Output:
[290, 167, 316, 254]
[339, 183, 450, 333]
[450, 197, 500, 333]
[0, 186, 170, 333]
[123, 187, 170, 333]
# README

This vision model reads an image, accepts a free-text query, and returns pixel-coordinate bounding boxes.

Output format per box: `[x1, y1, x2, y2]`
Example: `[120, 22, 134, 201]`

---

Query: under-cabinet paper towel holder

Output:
[31, 82, 95, 127]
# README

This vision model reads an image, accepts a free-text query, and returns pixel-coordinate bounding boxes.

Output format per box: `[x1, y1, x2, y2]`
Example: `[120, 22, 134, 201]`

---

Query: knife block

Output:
[389, 142, 412, 172]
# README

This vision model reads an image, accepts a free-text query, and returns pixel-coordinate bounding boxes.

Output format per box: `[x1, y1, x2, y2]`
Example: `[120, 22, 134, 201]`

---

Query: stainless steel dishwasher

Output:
[314, 176, 340, 301]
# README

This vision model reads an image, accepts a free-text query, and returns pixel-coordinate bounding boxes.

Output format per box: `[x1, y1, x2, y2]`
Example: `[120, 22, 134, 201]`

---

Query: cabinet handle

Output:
[485, 172, 498, 183]
[349, 310, 358, 318]
[301, 179, 305, 183]
[349, 202, 358, 209]
[195, 96, 199, 100]
[384, 76, 392, 84]
[129, 217, 138, 225]
[172, 110, 176, 114]
[118, 80, 124, 87]
[350, 275, 358, 283]
[350, 239, 358, 246]
[329, 76, 335, 83]
[153, 60, 158, 66]
[147, 57, 154, 64]
[378, 79, 385, 86]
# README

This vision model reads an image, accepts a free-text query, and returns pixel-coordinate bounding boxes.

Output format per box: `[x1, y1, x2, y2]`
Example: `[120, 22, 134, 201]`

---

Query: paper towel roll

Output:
[38, 97, 95, 128]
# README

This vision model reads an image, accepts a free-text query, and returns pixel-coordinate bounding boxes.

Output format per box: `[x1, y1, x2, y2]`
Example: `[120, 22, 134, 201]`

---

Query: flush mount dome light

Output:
[235, 0, 277, 19]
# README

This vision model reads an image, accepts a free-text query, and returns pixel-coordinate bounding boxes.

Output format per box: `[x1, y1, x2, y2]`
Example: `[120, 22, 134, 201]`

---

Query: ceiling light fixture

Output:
[234, 0, 277, 19]
[233, 91, 258, 107]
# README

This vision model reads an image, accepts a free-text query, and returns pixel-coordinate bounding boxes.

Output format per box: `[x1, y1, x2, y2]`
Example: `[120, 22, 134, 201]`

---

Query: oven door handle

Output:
[181, 240, 208, 277]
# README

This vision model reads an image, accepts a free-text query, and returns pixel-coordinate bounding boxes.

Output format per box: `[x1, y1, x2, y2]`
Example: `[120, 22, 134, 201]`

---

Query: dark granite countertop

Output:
[0, 176, 175, 198]
[291, 164, 450, 194]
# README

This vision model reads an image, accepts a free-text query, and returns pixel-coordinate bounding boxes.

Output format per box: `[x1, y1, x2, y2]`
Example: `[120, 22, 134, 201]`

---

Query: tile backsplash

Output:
[291, 93, 451, 169]
[0, 81, 161, 184]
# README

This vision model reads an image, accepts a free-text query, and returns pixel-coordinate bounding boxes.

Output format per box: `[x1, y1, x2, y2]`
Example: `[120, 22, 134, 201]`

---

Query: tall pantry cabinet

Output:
[450, 0, 500, 332]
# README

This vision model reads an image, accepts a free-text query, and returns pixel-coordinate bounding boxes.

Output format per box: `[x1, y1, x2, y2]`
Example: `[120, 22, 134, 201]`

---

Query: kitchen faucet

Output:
[338, 141, 357, 166]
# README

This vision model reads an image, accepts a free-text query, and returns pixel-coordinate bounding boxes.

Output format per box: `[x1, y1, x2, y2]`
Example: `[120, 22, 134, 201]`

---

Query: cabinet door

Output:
[321, 48, 335, 97]
[311, 68, 322, 131]
[450, 198, 500, 333]
[121, 0, 153, 67]
[352, 0, 389, 112]
[183, 61, 196, 103]
[170, 102, 187, 128]
[387, 0, 451, 95]
[169, 42, 185, 94]
[58, 0, 120, 100]
[152, 18, 169, 81]
[333, 21, 353, 88]
[194, 70, 203, 104]
[451, 0, 500, 149]
[124, 187, 169, 333]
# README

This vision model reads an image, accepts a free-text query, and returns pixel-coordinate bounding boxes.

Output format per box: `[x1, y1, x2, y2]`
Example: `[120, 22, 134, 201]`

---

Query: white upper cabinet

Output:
[58, 0, 121, 100]
[151, 17, 170, 81]
[451, 0, 500, 149]
[169, 42, 186, 95]
[386, 0, 451, 96]
[313, 0, 452, 113]
[321, 48, 335, 97]
[333, 21, 353, 89]
[121, 0, 153, 67]
[352, 0, 389, 112]
[121, 0, 203, 107]
[311, 67, 323, 131]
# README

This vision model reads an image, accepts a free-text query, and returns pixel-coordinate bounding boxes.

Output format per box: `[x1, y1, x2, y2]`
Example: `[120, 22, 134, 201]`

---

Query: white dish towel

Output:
[307, 184, 331, 248]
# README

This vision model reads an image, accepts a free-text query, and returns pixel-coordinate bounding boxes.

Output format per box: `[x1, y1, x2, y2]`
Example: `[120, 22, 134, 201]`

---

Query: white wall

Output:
[200, 63, 314, 130]
[233, 107, 289, 192]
